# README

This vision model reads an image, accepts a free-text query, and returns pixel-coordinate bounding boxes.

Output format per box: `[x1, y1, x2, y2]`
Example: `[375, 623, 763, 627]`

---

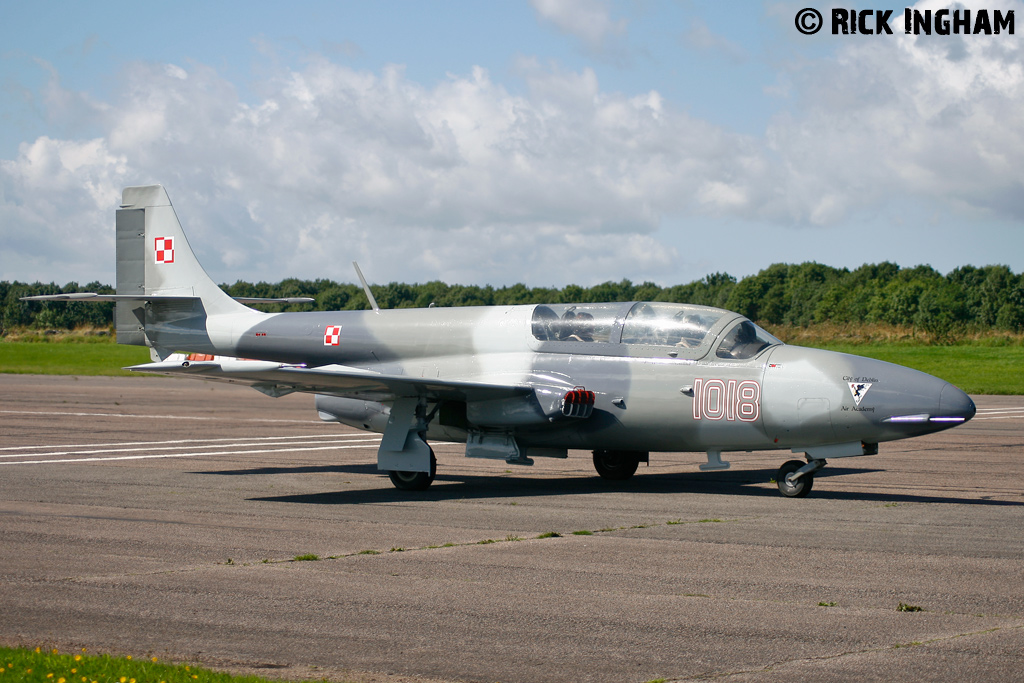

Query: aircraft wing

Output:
[126, 357, 532, 402]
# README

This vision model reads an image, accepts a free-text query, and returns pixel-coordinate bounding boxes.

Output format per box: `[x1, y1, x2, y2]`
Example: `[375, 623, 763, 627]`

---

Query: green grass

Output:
[813, 343, 1024, 394]
[0, 646, 322, 683]
[0, 339, 150, 376]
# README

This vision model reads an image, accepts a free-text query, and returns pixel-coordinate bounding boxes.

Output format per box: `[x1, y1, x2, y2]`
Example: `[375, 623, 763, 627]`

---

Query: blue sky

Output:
[2, 0, 1023, 288]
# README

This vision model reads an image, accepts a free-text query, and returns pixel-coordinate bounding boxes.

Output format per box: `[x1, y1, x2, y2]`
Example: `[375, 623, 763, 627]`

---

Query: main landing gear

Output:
[776, 458, 826, 498]
[592, 450, 647, 481]
[388, 448, 437, 491]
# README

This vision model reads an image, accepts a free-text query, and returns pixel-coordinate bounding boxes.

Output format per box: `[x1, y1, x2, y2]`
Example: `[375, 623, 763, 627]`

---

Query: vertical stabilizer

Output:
[115, 185, 251, 351]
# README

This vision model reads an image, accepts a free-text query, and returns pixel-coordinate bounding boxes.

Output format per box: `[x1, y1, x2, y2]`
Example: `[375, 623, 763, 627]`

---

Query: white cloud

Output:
[0, 57, 759, 286]
[530, 0, 627, 53]
[764, 0, 1024, 225]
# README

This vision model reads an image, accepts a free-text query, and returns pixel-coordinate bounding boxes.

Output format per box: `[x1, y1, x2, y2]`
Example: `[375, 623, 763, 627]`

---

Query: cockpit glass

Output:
[621, 302, 727, 348]
[531, 304, 621, 343]
[715, 320, 781, 359]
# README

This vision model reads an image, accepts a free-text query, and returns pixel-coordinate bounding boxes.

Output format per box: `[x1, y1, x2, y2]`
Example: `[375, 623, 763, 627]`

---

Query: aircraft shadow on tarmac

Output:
[196, 465, 1023, 507]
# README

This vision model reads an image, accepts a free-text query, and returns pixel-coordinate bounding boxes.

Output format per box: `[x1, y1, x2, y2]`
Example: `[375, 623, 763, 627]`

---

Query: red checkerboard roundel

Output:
[324, 325, 341, 346]
[154, 237, 174, 264]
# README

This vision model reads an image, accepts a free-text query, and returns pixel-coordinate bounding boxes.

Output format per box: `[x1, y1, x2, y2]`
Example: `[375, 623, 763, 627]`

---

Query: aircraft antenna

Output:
[352, 261, 381, 313]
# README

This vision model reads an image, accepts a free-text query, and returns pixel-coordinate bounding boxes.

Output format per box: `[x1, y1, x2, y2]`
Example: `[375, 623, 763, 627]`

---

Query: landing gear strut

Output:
[389, 448, 437, 491]
[593, 450, 645, 481]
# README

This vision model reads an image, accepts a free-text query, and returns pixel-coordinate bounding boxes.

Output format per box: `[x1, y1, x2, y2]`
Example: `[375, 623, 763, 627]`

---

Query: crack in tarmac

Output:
[669, 622, 1024, 681]
[30, 517, 740, 584]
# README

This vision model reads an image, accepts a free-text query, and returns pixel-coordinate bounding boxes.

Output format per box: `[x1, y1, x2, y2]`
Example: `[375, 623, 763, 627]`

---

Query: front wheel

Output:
[592, 450, 642, 481]
[777, 459, 813, 498]
[389, 450, 437, 491]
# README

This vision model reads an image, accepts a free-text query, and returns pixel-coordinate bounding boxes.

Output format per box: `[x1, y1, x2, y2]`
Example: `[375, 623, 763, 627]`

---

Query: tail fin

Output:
[116, 185, 252, 351]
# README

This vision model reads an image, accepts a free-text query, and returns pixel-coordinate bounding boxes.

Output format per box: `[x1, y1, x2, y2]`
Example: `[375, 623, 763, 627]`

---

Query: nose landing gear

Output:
[776, 458, 826, 498]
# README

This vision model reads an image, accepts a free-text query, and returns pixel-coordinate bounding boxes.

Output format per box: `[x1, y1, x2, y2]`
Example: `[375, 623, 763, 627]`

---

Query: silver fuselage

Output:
[159, 302, 976, 455]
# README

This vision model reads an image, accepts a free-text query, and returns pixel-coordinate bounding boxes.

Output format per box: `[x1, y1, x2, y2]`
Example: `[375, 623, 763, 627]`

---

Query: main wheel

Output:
[389, 450, 437, 491]
[777, 459, 813, 498]
[592, 450, 641, 481]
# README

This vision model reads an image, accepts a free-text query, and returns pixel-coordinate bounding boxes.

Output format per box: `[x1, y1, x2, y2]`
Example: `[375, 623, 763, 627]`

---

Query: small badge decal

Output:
[324, 325, 341, 346]
[154, 237, 175, 264]
[849, 382, 872, 406]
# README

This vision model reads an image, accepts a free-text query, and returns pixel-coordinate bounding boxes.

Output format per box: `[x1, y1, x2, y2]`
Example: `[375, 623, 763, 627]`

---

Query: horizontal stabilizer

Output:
[21, 293, 312, 304]
[231, 297, 315, 304]
[21, 293, 198, 303]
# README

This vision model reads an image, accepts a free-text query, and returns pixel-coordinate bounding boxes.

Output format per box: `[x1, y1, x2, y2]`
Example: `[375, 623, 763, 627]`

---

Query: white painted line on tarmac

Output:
[0, 409, 317, 424]
[0, 433, 378, 452]
[974, 416, 1024, 421]
[0, 438, 382, 459]
[973, 407, 1024, 420]
[0, 444, 381, 466]
[0, 433, 379, 452]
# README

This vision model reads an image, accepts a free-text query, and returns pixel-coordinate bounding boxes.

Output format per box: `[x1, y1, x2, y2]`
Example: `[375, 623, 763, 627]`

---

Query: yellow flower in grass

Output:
[52, 649, 58, 655]
[74, 656, 81, 662]
[120, 677, 127, 683]
[58, 678, 66, 683]
[151, 657, 158, 663]
[47, 674, 54, 679]
[71, 669, 77, 674]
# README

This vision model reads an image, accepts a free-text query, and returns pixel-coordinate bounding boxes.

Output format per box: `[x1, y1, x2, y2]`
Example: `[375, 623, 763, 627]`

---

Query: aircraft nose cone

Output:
[939, 383, 976, 423]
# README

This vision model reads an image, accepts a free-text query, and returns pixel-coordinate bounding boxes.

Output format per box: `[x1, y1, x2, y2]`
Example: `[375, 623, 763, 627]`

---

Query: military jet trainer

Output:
[25, 186, 977, 497]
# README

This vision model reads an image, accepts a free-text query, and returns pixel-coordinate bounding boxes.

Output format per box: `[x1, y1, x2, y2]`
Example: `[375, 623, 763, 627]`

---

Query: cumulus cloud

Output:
[764, 0, 1024, 225]
[0, 56, 761, 285]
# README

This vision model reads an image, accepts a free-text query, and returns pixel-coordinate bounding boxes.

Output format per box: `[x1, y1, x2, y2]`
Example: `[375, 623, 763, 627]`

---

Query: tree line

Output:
[3, 262, 1023, 337]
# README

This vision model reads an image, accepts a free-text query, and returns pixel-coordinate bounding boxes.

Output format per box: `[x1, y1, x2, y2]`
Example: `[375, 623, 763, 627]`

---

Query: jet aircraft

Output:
[25, 186, 977, 497]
